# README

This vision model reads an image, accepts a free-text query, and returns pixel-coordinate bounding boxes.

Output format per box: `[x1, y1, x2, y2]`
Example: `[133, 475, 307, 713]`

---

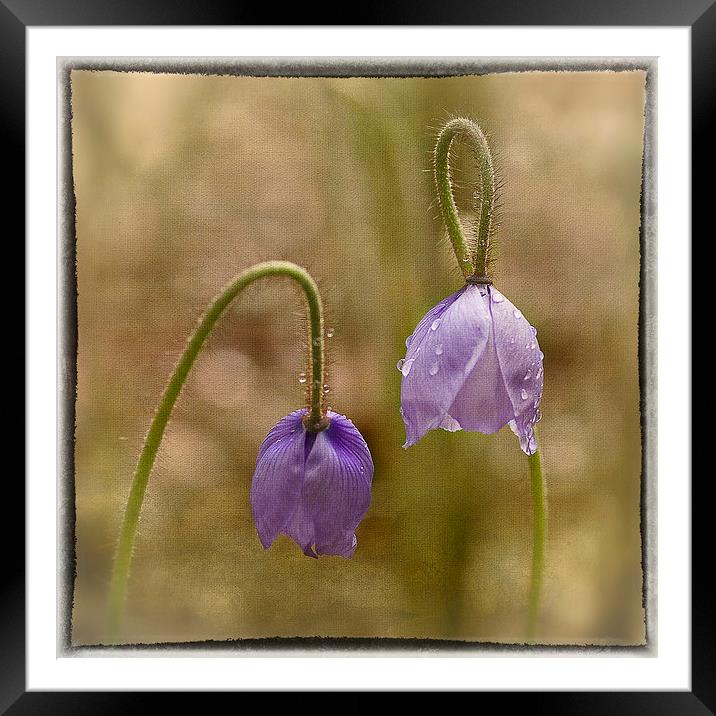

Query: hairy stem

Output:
[433, 117, 496, 278]
[107, 261, 325, 642]
[527, 448, 546, 641]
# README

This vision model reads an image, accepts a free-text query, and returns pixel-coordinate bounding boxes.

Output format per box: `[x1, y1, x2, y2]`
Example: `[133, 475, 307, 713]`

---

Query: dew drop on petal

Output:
[524, 371, 531, 381]
[431, 319, 441, 331]
[531, 326, 537, 336]
[396, 359, 404, 372]
[521, 389, 529, 400]
[530, 342, 535, 350]
[429, 362, 439, 376]
[405, 335, 412, 348]
[513, 309, 522, 319]
[492, 289, 505, 303]
[401, 358, 415, 377]
[435, 343, 443, 355]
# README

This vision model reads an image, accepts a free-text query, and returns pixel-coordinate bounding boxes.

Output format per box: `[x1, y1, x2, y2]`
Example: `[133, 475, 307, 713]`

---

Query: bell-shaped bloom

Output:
[398, 284, 543, 455]
[250, 408, 373, 558]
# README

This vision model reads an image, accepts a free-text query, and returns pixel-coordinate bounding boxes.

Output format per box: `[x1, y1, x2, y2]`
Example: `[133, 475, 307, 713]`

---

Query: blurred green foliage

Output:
[71, 70, 646, 645]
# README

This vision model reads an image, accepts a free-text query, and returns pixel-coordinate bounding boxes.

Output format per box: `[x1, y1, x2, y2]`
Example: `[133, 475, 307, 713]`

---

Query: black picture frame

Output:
[10, 1, 705, 708]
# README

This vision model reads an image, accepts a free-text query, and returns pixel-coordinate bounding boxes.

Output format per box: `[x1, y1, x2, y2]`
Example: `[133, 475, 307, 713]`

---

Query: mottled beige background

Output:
[71, 70, 646, 645]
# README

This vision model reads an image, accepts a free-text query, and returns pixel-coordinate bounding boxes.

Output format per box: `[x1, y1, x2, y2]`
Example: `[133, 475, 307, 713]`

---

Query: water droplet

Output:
[528, 435, 538, 453]
[530, 342, 535, 350]
[435, 343, 443, 355]
[531, 326, 537, 336]
[538, 351, 545, 360]
[510, 337, 515, 345]
[524, 371, 531, 381]
[492, 289, 505, 303]
[513, 309, 522, 319]
[405, 335, 412, 348]
[429, 362, 439, 376]
[521, 389, 528, 400]
[535, 409, 542, 423]
[298, 372, 307, 384]
[323, 384, 330, 394]
[325, 327, 334, 338]
[400, 358, 415, 377]
[396, 359, 405, 372]
[431, 319, 441, 331]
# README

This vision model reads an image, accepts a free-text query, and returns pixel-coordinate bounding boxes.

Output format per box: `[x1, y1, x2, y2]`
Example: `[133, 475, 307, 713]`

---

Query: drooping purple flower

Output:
[250, 408, 373, 558]
[398, 284, 543, 455]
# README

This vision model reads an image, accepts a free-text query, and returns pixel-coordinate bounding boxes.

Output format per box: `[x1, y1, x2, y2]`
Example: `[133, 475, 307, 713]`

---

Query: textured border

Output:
[57, 56, 656, 657]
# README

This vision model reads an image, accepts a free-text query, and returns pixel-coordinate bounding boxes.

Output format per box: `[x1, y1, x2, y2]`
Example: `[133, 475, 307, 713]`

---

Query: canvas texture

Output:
[70, 71, 646, 645]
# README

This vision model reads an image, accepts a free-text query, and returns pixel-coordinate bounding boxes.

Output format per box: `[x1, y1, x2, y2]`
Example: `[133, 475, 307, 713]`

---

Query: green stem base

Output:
[527, 449, 546, 642]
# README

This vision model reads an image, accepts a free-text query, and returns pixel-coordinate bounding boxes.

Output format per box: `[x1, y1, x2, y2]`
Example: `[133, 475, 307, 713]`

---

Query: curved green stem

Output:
[527, 448, 546, 641]
[433, 117, 496, 278]
[107, 261, 325, 642]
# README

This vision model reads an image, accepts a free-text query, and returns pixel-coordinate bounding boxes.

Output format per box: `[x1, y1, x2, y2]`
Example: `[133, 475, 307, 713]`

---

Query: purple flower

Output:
[398, 284, 543, 455]
[250, 409, 373, 558]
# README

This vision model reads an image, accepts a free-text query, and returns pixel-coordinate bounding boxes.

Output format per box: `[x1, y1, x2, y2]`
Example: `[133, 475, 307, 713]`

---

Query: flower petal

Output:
[249, 409, 307, 549]
[448, 288, 514, 433]
[399, 286, 492, 447]
[301, 411, 373, 558]
[488, 286, 544, 454]
[281, 501, 318, 558]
